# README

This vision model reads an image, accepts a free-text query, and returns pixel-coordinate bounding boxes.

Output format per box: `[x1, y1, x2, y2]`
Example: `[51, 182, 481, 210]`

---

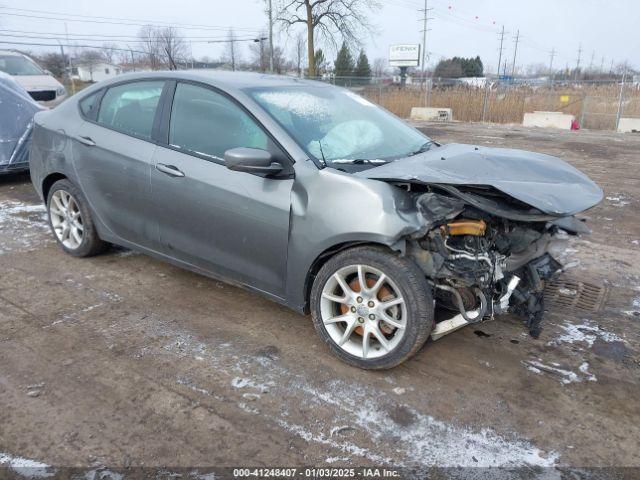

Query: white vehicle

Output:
[0, 50, 67, 107]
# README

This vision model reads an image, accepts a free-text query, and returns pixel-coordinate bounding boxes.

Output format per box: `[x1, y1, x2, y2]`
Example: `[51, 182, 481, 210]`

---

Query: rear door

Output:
[150, 81, 293, 296]
[72, 80, 165, 249]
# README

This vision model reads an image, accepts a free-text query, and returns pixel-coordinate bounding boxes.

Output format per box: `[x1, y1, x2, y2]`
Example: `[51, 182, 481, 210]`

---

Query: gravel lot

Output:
[1, 122, 639, 476]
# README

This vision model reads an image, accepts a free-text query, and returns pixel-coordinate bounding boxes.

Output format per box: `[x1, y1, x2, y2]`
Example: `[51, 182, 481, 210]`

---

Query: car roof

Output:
[98, 70, 330, 92]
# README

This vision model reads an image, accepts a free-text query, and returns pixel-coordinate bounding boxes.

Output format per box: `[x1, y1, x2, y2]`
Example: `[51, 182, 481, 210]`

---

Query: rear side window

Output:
[79, 91, 101, 119]
[169, 82, 269, 161]
[97, 81, 164, 140]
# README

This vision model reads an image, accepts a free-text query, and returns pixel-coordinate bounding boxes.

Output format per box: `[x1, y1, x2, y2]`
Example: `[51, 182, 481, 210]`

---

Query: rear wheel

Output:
[47, 179, 106, 257]
[310, 246, 434, 369]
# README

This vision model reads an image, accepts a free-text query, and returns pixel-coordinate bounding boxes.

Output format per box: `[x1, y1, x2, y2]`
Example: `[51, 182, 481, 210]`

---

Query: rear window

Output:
[96, 81, 164, 140]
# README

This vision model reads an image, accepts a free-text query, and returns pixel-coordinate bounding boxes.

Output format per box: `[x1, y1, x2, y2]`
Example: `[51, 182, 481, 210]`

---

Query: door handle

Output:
[155, 163, 185, 177]
[75, 135, 96, 146]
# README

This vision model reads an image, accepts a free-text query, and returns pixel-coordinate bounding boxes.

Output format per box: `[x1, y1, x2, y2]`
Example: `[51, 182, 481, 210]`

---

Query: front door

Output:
[72, 80, 165, 249]
[150, 82, 293, 297]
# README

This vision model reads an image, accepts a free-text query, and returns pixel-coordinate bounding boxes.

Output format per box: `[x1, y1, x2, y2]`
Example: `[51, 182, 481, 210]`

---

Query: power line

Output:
[0, 32, 258, 44]
[0, 28, 259, 40]
[0, 7, 261, 33]
[0, 39, 149, 55]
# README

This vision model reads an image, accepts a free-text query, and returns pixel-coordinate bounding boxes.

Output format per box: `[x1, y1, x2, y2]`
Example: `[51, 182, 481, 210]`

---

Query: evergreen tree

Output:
[354, 50, 372, 83]
[334, 42, 354, 84]
[312, 49, 326, 76]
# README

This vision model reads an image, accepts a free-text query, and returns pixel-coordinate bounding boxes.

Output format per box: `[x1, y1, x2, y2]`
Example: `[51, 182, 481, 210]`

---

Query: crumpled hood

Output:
[357, 143, 603, 216]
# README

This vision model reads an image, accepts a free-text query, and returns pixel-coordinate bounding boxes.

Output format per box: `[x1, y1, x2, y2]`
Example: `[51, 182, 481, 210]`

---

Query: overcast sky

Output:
[1, 0, 638, 72]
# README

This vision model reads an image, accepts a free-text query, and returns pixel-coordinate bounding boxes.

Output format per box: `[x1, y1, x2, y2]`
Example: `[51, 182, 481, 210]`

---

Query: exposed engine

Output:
[405, 186, 579, 338]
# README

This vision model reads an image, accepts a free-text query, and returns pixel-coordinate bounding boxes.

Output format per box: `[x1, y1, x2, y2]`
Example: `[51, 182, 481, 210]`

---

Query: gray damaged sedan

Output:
[29, 71, 602, 369]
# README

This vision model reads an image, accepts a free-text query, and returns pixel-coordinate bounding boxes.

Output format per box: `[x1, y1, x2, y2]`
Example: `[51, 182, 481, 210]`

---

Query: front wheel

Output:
[310, 246, 434, 369]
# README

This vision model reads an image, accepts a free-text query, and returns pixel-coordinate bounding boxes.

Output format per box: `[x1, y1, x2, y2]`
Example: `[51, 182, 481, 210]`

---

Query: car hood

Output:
[357, 143, 603, 216]
[12, 75, 62, 92]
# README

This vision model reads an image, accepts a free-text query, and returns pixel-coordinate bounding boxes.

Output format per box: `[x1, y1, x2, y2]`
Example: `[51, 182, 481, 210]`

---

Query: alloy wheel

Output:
[49, 190, 84, 250]
[319, 264, 407, 359]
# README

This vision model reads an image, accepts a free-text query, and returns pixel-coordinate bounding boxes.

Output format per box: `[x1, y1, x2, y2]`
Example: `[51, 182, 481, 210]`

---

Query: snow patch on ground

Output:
[0, 451, 55, 478]
[548, 320, 624, 349]
[523, 359, 597, 385]
[523, 360, 580, 384]
[0, 200, 50, 254]
[605, 195, 631, 207]
[136, 320, 559, 468]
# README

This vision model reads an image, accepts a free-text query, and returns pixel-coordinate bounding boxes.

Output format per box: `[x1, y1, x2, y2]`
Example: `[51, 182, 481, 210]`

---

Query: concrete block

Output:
[617, 117, 640, 133]
[523, 111, 574, 130]
[410, 107, 453, 122]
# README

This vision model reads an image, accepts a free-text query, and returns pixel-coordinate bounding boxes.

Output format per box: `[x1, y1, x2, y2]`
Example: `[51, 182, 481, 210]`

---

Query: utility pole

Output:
[600, 56, 605, 73]
[575, 43, 582, 80]
[419, 0, 433, 76]
[126, 44, 135, 72]
[588, 49, 595, 72]
[64, 22, 75, 94]
[267, 0, 274, 72]
[549, 47, 556, 85]
[510, 29, 520, 78]
[496, 26, 506, 80]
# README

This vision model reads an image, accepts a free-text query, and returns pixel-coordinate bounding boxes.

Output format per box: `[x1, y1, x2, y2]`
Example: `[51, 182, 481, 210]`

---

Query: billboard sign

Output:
[389, 44, 420, 67]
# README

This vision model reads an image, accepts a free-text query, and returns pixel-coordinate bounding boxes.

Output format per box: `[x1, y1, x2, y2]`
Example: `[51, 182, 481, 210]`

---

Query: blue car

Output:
[0, 72, 44, 173]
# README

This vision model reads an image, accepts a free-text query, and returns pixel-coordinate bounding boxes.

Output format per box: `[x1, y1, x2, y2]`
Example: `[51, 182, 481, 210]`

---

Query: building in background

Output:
[72, 63, 122, 83]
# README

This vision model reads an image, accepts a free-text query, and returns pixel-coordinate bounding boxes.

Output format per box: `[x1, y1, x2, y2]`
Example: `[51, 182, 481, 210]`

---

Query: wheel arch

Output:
[42, 172, 68, 202]
[301, 240, 401, 314]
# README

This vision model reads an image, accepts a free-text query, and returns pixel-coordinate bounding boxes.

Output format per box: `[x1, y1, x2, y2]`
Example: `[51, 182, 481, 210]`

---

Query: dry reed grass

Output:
[360, 83, 640, 130]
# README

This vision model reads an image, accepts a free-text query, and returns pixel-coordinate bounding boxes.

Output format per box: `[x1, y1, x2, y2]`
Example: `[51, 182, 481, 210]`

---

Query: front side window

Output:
[169, 82, 269, 161]
[247, 86, 431, 167]
[0, 55, 44, 76]
[79, 91, 101, 119]
[97, 81, 164, 139]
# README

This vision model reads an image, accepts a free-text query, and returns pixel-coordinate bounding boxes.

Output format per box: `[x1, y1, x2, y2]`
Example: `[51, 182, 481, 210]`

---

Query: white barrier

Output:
[617, 117, 640, 133]
[410, 107, 453, 122]
[522, 111, 574, 130]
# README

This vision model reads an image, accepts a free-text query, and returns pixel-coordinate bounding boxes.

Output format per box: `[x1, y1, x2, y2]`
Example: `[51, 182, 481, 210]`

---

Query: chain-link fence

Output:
[314, 76, 640, 131]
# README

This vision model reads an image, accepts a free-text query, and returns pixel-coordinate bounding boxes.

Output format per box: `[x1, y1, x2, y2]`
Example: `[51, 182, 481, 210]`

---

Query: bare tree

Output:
[138, 25, 162, 70]
[224, 29, 238, 71]
[137, 26, 186, 70]
[249, 33, 269, 72]
[277, 0, 379, 77]
[157, 27, 186, 70]
[293, 31, 306, 77]
[77, 50, 104, 81]
[101, 43, 119, 65]
[372, 57, 387, 77]
[36, 52, 67, 78]
[250, 41, 289, 73]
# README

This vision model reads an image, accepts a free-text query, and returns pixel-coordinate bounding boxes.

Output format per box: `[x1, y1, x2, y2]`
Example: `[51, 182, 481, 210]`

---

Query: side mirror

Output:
[224, 147, 283, 176]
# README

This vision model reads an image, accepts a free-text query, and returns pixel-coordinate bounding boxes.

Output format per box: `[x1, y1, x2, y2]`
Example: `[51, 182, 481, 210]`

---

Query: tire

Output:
[310, 245, 434, 369]
[46, 179, 107, 257]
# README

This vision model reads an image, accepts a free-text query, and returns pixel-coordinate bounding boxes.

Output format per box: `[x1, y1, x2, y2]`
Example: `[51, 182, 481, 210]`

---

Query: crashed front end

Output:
[357, 144, 603, 339]
[405, 184, 590, 339]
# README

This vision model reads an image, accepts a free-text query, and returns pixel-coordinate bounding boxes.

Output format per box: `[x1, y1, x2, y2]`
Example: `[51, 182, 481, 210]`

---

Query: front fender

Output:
[285, 166, 424, 312]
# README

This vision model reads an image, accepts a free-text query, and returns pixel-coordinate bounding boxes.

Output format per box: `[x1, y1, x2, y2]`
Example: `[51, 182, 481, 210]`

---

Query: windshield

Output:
[247, 85, 431, 166]
[0, 55, 44, 76]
